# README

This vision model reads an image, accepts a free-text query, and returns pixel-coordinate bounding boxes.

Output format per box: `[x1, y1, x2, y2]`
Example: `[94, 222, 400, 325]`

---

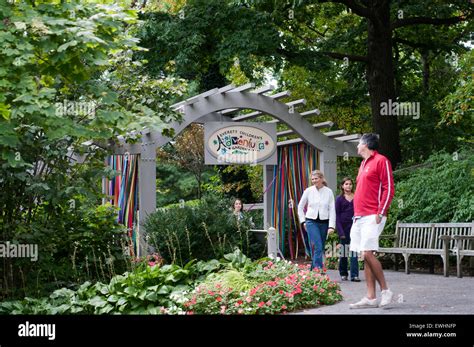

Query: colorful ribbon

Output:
[271, 143, 319, 259]
[103, 154, 139, 257]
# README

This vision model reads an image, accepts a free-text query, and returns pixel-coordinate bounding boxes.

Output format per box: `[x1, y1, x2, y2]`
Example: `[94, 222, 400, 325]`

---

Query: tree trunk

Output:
[366, 1, 401, 169]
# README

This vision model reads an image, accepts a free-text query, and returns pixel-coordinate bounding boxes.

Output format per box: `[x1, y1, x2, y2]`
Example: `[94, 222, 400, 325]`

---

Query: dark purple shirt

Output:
[335, 195, 354, 237]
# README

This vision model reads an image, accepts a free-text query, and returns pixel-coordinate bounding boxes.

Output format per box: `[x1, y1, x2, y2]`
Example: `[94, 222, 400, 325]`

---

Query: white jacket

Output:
[297, 185, 336, 229]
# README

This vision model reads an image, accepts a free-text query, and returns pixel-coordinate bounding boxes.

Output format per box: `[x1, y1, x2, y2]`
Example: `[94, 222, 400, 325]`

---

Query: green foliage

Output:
[0, 258, 221, 315]
[136, 0, 283, 91]
[0, 1, 184, 298]
[156, 162, 214, 207]
[145, 194, 266, 265]
[437, 49, 474, 143]
[1, 203, 129, 299]
[385, 148, 474, 235]
[0, 251, 343, 315]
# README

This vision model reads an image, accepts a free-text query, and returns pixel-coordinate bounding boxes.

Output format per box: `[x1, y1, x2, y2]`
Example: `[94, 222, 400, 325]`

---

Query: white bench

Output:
[379, 222, 474, 277]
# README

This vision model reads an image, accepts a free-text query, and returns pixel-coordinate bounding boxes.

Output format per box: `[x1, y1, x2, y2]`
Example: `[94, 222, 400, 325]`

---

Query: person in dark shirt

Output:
[335, 177, 360, 282]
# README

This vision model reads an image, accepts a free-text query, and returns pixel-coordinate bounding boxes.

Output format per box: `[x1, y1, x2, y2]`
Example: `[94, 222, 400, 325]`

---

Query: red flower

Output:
[216, 296, 222, 302]
[279, 290, 284, 295]
[281, 305, 287, 310]
[258, 301, 265, 308]
[187, 311, 194, 315]
[208, 291, 215, 296]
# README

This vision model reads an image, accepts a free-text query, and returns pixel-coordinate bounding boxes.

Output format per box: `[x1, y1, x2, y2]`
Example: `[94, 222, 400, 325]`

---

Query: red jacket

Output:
[354, 150, 395, 217]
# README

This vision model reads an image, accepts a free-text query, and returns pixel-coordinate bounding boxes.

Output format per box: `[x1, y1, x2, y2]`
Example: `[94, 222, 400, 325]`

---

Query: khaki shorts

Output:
[349, 214, 387, 252]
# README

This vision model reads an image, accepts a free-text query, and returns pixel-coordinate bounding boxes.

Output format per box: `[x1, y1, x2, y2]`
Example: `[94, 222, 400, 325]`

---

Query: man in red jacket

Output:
[349, 133, 395, 309]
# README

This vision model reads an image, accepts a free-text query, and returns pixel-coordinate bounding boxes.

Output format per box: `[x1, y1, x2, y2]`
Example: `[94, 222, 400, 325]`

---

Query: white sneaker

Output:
[349, 297, 378, 309]
[379, 289, 394, 308]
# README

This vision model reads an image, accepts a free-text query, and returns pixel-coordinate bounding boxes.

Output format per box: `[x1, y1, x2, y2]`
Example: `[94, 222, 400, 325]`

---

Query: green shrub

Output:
[384, 148, 474, 240]
[1, 203, 130, 299]
[145, 194, 266, 265]
[0, 258, 221, 315]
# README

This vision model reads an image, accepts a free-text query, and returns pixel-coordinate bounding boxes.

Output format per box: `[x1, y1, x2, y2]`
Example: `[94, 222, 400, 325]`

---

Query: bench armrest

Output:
[438, 235, 452, 241]
[452, 235, 474, 241]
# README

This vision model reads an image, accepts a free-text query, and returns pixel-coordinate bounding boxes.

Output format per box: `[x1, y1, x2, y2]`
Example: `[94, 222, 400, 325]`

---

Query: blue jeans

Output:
[305, 219, 328, 270]
[339, 236, 359, 278]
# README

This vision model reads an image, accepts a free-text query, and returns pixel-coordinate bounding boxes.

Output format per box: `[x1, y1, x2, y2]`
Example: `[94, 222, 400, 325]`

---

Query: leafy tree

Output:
[138, 0, 473, 168]
[136, 0, 283, 91]
[437, 49, 474, 144]
[0, 1, 183, 297]
[157, 124, 209, 199]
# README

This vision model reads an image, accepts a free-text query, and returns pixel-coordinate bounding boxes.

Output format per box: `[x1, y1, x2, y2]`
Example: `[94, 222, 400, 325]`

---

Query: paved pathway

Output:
[297, 269, 474, 314]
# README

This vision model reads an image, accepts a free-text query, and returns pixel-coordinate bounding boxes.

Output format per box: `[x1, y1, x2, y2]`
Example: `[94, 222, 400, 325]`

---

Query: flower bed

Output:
[0, 250, 343, 315]
[184, 259, 343, 315]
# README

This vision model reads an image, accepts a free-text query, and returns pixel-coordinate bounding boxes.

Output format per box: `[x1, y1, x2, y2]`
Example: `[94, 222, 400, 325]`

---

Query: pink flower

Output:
[246, 297, 252, 303]
[266, 301, 272, 306]
[238, 308, 244, 314]
[258, 301, 265, 308]
[220, 306, 226, 314]
[187, 311, 194, 315]
[216, 296, 222, 302]
[320, 288, 325, 293]
[312, 285, 319, 291]
[208, 291, 215, 296]
[235, 300, 243, 307]
[279, 290, 284, 295]
[281, 305, 287, 310]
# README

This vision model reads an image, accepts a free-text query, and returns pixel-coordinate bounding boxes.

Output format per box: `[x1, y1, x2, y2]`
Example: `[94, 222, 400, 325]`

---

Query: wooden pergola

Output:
[110, 83, 360, 255]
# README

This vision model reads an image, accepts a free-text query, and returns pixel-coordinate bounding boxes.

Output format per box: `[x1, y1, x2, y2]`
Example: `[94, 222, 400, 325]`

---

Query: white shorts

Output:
[349, 214, 387, 253]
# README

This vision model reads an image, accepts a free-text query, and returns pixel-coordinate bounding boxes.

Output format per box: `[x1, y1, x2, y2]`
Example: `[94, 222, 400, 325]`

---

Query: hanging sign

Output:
[204, 122, 277, 165]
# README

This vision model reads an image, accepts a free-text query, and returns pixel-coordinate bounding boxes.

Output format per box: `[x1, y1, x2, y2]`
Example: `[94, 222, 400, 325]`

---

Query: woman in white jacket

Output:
[298, 170, 336, 270]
